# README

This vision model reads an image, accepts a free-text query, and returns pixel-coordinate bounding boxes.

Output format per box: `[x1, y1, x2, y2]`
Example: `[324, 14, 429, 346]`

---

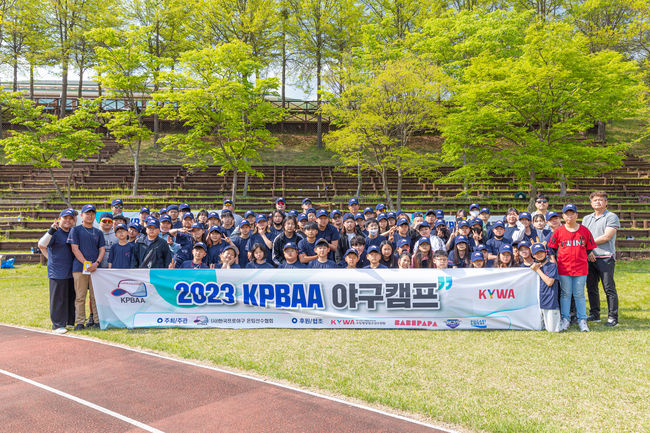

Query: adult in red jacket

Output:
[547, 204, 596, 332]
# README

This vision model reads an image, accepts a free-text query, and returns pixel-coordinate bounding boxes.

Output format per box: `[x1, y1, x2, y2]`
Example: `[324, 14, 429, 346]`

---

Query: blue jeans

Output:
[559, 275, 588, 321]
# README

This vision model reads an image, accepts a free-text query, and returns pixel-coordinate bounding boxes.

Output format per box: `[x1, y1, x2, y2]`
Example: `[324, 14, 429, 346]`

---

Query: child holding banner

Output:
[530, 243, 561, 332]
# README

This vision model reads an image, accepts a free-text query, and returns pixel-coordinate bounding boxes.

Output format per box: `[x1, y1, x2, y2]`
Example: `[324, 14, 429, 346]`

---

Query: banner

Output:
[91, 268, 542, 331]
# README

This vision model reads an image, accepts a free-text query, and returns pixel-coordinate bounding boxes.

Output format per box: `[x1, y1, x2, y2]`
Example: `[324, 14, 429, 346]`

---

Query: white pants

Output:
[541, 309, 561, 332]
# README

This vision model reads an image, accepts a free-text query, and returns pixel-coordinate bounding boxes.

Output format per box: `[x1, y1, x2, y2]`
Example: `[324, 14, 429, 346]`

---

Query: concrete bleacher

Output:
[0, 145, 649, 264]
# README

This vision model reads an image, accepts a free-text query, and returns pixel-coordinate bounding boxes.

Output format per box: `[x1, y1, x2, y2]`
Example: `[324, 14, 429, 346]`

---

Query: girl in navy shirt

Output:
[246, 243, 275, 268]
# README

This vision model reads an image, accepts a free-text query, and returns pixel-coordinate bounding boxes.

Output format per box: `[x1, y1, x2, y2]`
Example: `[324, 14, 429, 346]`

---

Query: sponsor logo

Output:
[478, 288, 515, 300]
[394, 319, 438, 328]
[193, 315, 208, 325]
[445, 319, 461, 329]
[330, 319, 355, 325]
[470, 319, 487, 329]
[111, 279, 151, 303]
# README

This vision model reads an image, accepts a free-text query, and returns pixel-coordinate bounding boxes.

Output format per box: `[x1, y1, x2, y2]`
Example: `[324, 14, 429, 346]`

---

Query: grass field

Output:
[0, 262, 648, 433]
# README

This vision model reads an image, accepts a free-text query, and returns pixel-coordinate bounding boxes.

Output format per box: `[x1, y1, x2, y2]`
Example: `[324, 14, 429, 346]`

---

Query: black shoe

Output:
[605, 318, 618, 327]
[90, 323, 100, 329]
[570, 316, 578, 325]
[73, 324, 85, 331]
[587, 314, 601, 322]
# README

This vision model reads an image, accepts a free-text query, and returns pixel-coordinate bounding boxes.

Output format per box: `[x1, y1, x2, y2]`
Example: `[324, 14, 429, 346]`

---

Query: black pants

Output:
[49, 278, 75, 329]
[586, 257, 618, 320]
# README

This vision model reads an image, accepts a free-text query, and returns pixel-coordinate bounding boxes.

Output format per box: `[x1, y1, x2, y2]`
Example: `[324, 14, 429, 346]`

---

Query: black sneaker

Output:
[86, 315, 95, 327]
[587, 314, 601, 322]
[90, 322, 100, 329]
[73, 324, 85, 331]
[570, 316, 578, 325]
[605, 317, 618, 327]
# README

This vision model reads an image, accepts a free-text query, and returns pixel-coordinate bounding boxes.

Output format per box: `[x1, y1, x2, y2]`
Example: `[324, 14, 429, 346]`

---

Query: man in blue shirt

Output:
[38, 208, 77, 334]
[67, 204, 106, 330]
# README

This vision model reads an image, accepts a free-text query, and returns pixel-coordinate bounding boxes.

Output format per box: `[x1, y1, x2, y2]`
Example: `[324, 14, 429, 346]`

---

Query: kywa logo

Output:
[478, 289, 515, 300]
[331, 319, 355, 325]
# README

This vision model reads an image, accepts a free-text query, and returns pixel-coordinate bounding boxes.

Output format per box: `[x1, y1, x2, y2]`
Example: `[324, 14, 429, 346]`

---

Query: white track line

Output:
[0, 368, 165, 433]
[1, 323, 460, 433]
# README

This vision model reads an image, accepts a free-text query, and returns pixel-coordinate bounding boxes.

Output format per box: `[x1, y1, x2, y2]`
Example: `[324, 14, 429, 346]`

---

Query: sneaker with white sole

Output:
[53, 327, 68, 335]
[578, 320, 589, 332]
[560, 318, 570, 332]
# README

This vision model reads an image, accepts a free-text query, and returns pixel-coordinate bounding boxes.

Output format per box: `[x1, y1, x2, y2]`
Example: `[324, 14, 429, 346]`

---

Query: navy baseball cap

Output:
[114, 223, 128, 232]
[256, 214, 267, 222]
[366, 245, 380, 254]
[562, 204, 577, 213]
[425, 209, 436, 216]
[160, 214, 172, 223]
[344, 248, 359, 257]
[179, 203, 191, 211]
[458, 220, 469, 228]
[476, 243, 488, 252]
[469, 203, 480, 210]
[283, 242, 298, 251]
[111, 199, 123, 207]
[244, 210, 256, 218]
[377, 213, 387, 221]
[396, 218, 409, 226]
[239, 219, 251, 228]
[396, 210, 406, 217]
[315, 238, 329, 247]
[288, 210, 298, 217]
[480, 207, 490, 214]
[471, 252, 484, 262]
[302, 198, 312, 205]
[518, 239, 532, 249]
[59, 208, 76, 217]
[355, 212, 365, 220]
[193, 242, 207, 252]
[159, 207, 168, 215]
[276, 197, 286, 204]
[363, 206, 374, 214]
[455, 235, 469, 245]
[190, 223, 204, 230]
[547, 211, 559, 219]
[493, 221, 505, 229]
[128, 222, 141, 230]
[397, 238, 410, 248]
[387, 212, 396, 219]
[146, 219, 160, 228]
[99, 212, 113, 221]
[418, 221, 430, 229]
[316, 209, 329, 218]
[519, 212, 532, 220]
[471, 218, 483, 227]
[330, 209, 342, 218]
[139, 207, 150, 214]
[342, 213, 354, 222]
[435, 210, 444, 219]
[208, 225, 223, 234]
[297, 213, 308, 222]
[413, 211, 424, 218]
[376, 203, 386, 211]
[208, 211, 220, 220]
[418, 236, 430, 244]
[434, 219, 446, 228]
[81, 204, 96, 214]
[223, 197, 233, 205]
[114, 214, 127, 222]
[222, 244, 238, 254]
[532, 243, 547, 255]
[221, 209, 233, 217]
[306, 208, 316, 215]
[348, 198, 359, 206]
[167, 204, 179, 211]
[499, 244, 513, 254]
[183, 212, 194, 220]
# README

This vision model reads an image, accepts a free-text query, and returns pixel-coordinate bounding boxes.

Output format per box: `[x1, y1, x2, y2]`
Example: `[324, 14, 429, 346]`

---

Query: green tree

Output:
[323, 55, 447, 210]
[0, 95, 103, 206]
[439, 22, 644, 209]
[154, 41, 286, 199]
[0, 0, 39, 91]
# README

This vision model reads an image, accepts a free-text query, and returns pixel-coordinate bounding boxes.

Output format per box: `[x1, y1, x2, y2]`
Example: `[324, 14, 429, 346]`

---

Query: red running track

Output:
[0, 325, 450, 433]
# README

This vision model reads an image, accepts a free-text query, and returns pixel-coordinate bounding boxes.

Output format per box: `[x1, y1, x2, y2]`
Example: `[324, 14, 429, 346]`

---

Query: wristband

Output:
[48, 227, 57, 235]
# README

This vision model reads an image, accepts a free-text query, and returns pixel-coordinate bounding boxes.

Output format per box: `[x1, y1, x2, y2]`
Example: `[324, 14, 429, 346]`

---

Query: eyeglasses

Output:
[100, 219, 113, 224]
[536, 200, 548, 204]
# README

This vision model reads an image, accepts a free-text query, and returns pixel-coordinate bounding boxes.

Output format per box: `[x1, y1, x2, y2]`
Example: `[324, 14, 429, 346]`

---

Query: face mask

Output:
[470, 210, 479, 218]
[368, 229, 379, 236]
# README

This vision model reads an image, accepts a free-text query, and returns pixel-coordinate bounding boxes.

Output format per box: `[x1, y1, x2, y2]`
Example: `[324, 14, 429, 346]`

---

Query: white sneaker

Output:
[560, 318, 570, 332]
[53, 327, 68, 335]
[578, 320, 589, 332]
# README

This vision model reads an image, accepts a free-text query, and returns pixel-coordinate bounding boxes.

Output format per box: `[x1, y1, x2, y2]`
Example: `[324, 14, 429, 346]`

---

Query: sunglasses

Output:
[100, 219, 113, 224]
[536, 200, 548, 203]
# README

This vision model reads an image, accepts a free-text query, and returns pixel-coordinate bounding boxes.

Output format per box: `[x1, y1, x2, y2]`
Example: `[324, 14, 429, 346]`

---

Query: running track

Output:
[0, 325, 451, 433]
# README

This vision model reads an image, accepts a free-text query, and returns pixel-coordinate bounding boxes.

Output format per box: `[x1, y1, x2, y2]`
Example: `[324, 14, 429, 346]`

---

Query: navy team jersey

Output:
[180, 260, 209, 269]
[308, 259, 336, 269]
[67, 225, 106, 273]
[47, 228, 74, 279]
[108, 242, 134, 269]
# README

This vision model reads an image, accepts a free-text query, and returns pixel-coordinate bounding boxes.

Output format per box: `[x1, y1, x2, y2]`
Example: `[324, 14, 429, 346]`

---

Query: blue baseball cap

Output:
[342, 213, 355, 222]
[159, 207, 168, 215]
[146, 219, 160, 228]
[377, 213, 387, 221]
[455, 235, 469, 245]
[306, 208, 316, 215]
[532, 243, 547, 255]
[434, 210, 444, 219]
[376, 203, 386, 211]
[363, 206, 374, 214]
[208, 225, 223, 234]
[412, 211, 424, 218]
[493, 221, 505, 229]
[315, 238, 329, 247]
[244, 210, 256, 218]
[222, 197, 233, 205]
[302, 198, 312, 205]
[499, 244, 513, 254]
[425, 209, 436, 216]
[288, 210, 298, 217]
[179, 203, 191, 211]
[355, 212, 365, 220]
[387, 212, 396, 219]
[366, 245, 380, 254]
[418, 221, 430, 229]
[547, 211, 559, 220]
[518, 239, 532, 249]
[276, 197, 286, 204]
[190, 223, 204, 230]
[297, 213, 308, 222]
[396, 218, 409, 226]
[471, 252, 484, 262]
[418, 236, 430, 244]
[316, 209, 329, 218]
[239, 219, 251, 228]
[396, 210, 406, 217]
[519, 212, 532, 220]
[330, 209, 342, 218]
[344, 248, 359, 257]
[348, 198, 359, 206]
[183, 212, 194, 220]
[81, 204, 96, 214]
[470, 218, 483, 227]
[476, 243, 488, 252]
[283, 242, 298, 251]
[99, 212, 113, 221]
[59, 208, 76, 217]
[111, 199, 123, 207]
[114, 223, 128, 232]
[256, 214, 267, 222]
[208, 211, 220, 219]
[221, 209, 233, 217]
[160, 215, 172, 223]
[458, 220, 469, 228]
[434, 219, 446, 228]
[480, 207, 490, 214]
[469, 203, 480, 210]
[397, 238, 410, 248]
[139, 207, 150, 214]
[562, 204, 577, 213]
[193, 242, 207, 252]
[128, 222, 141, 230]
[167, 204, 179, 211]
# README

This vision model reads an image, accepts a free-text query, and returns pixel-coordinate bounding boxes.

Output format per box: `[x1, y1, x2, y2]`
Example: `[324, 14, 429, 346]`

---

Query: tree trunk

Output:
[60, 58, 69, 118]
[281, 23, 286, 134]
[380, 168, 395, 210]
[231, 168, 239, 200]
[29, 63, 34, 99]
[396, 166, 403, 211]
[132, 141, 141, 196]
[47, 167, 70, 207]
[12, 54, 18, 92]
[243, 171, 249, 197]
[559, 173, 567, 196]
[527, 169, 537, 212]
[316, 30, 323, 148]
[356, 157, 362, 198]
[597, 121, 606, 142]
[65, 160, 76, 206]
[97, 72, 102, 97]
[153, 113, 160, 148]
[78, 67, 84, 99]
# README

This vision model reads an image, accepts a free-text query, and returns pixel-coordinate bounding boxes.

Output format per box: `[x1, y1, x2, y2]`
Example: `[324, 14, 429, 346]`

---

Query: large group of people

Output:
[38, 191, 620, 334]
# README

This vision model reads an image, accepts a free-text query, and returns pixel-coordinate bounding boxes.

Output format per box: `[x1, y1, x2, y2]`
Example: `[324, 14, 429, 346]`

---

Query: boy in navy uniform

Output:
[315, 209, 340, 259]
[108, 224, 134, 269]
[364, 218, 386, 249]
[180, 243, 209, 269]
[279, 242, 306, 269]
[301, 198, 313, 213]
[348, 198, 360, 215]
[298, 221, 319, 265]
[38, 208, 77, 334]
[167, 204, 182, 228]
[308, 238, 336, 268]
[231, 220, 251, 268]
[67, 204, 105, 330]
[364, 245, 387, 269]
[530, 243, 561, 332]
[487, 221, 508, 260]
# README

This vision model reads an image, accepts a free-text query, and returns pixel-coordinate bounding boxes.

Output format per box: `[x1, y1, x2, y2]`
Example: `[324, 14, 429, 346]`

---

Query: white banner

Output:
[91, 268, 542, 330]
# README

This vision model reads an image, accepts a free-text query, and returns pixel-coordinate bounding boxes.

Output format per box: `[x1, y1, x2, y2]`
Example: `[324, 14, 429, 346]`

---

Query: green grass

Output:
[0, 263, 648, 433]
